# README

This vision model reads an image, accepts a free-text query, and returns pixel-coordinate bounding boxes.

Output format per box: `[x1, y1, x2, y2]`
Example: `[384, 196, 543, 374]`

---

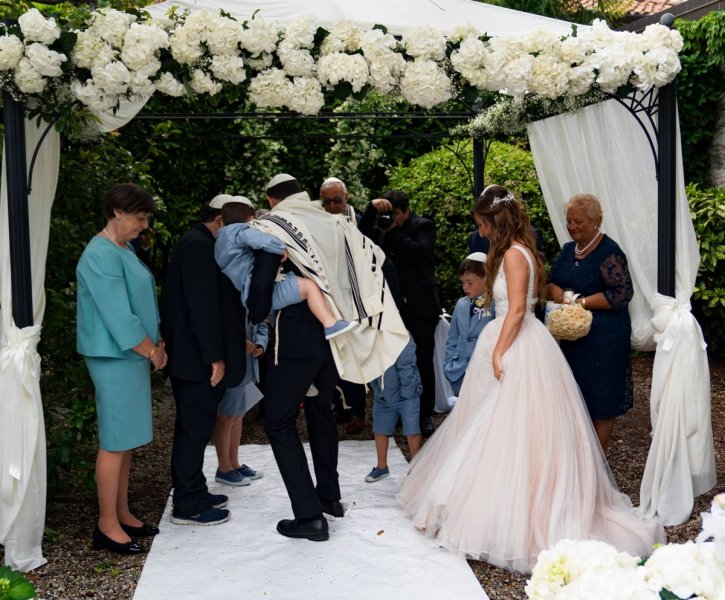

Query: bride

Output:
[398, 185, 665, 573]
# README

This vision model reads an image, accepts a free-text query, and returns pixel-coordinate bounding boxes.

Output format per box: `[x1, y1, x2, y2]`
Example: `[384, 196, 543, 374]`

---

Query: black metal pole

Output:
[3, 91, 34, 328]
[473, 137, 484, 199]
[656, 13, 677, 298]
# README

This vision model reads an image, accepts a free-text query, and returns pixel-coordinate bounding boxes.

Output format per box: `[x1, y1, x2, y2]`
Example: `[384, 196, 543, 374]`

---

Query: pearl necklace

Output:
[102, 227, 126, 248]
[574, 231, 601, 255]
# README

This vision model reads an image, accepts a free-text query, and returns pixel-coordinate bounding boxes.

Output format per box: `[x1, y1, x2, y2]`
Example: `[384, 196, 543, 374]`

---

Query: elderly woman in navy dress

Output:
[547, 193, 634, 455]
[76, 183, 167, 555]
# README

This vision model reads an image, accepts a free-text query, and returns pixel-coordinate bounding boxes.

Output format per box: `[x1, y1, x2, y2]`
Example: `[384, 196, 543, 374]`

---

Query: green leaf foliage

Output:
[388, 139, 558, 311]
[0, 566, 36, 600]
[687, 183, 725, 355]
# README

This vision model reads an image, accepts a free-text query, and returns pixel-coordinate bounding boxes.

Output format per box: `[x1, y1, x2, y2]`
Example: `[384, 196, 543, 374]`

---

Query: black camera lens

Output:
[377, 213, 395, 229]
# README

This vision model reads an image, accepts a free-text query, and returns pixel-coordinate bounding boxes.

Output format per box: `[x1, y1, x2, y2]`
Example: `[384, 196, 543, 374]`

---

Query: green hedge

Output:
[388, 140, 558, 311]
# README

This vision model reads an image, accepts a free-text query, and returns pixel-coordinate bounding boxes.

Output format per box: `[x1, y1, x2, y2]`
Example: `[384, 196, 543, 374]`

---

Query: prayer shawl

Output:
[251, 192, 408, 384]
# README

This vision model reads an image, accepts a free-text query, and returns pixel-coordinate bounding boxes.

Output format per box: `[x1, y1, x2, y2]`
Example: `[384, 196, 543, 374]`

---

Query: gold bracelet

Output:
[148, 346, 158, 360]
[581, 297, 587, 310]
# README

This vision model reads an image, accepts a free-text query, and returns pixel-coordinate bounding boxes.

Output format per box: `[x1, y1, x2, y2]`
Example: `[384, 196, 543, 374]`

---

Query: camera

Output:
[376, 212, 395, 230]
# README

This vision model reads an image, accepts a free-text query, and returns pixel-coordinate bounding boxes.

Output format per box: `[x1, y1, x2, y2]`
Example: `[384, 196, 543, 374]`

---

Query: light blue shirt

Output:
[76, 236, 160, 359]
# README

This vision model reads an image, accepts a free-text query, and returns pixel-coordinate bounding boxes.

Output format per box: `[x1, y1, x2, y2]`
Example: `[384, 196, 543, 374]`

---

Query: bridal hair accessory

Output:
[490, 192, 515, 208]
[466, 252, 488, 263]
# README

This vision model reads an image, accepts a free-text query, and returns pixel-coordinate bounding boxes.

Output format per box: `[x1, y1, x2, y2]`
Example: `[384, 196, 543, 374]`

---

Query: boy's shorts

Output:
[372, 394, 420, 437]
[271, 272, 302, 311]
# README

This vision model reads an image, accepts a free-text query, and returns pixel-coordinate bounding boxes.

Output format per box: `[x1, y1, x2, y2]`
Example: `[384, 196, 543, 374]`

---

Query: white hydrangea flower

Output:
[121, 23, 168, 72]
[451, 36, 489, 89]
[500, 53, 535, 97]
[71, 78, 118, 111]
[449, 24, 480, 44]
[284, 16, 316, 49]
[25, 42, 66, 78]
[642, 542, 725, 600]
[400, 59, 452, 109]
[91, 60, 130, 95]
[367, 51, 406, 93]
[155, 71, 186, 97]
[567, 64, 596, 96]
[246, 52, 274, 71]
[129, 71, 155, 97]
[210, 54, 246, 84]
[0, 35, 25, 71]
[18, 8, 61, 45]
[248, 68, 292, 108]
[320, 21, 363, 54]
[530, 54, 570, 99]
[190, 68, 222, 95]
[592, 46, 636, 93]
[524, 29, 560, 55]
[277, 40, 315, 77]
[14, 57, 46, 93]
[556, 568, 659, 600]
[169, 27, 204, 65]
[317, 52, 369, 92]
[205, 14, 242, 56]
[72, 30, 116, 70]
[642, 23, 683, 53]
[88, 8, 136, 48]
[558, 36, 588, 66]
[287, 76, 324, 114]
[240, 19, 280, 56]
[402, 26, 447, 60]
[525, 539, 640, 600]
[181, 11, 214, 36]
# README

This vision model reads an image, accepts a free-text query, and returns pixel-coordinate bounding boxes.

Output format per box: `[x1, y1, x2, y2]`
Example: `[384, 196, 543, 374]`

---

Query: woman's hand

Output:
[493, 352, 504, 380]
[150, 345, 168, 371]
[210, 359, 225, 387]
[546, 283, 565, 304]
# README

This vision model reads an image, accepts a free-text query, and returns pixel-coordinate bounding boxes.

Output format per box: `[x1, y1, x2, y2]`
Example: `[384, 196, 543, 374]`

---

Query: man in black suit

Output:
[359, 190, 441, 437]
[247, 174, 342, 542]
[161, 195, 246, 526]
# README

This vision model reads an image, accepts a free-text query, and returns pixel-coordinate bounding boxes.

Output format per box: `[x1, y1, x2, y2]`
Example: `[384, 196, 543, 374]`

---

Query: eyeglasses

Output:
[321, 195, 345, 206]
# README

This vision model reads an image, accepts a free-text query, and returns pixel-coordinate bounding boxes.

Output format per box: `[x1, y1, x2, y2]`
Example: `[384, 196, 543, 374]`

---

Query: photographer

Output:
[359, 191, 441, 437]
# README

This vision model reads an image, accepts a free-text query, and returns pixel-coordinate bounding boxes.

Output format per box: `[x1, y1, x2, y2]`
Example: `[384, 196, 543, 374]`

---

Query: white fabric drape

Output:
[433, 313, 455, 413]
[0, 97, 148, 572]
[0, 119, 59, 571]
[527, 97, 715, 525]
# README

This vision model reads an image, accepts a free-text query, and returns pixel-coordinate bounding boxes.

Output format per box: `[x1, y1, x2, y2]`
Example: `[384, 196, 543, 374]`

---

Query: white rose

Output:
[400, 59, 452, 109]
[25, 43, 66, 78]
[240, 19, 280, 56]
[287, 76, 325, 115]
[0, 35, 25, 71]
[18, 8, 61, 45]
[89, 8, 136, 48]
[14, 57, 46, 93]
[72, 30, 116, 70]
[190, 68, 222, 95]
[317, 52, 369, 92]
[91, 60, 131, 95]
[71, 78, 118, 111]
[210, 54, 246, 84]
[402, 26, 447, 60]
[155, 71, 186, 97]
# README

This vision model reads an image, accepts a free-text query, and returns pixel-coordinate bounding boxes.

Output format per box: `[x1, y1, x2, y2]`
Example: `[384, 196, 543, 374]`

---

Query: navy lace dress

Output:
[549, 235, 634, 420]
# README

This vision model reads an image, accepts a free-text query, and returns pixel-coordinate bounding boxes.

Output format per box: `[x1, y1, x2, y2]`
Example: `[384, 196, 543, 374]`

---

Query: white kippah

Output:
[231, 195, 254, 209]
[266, 173, 297, 191]
[465, 252, 488, 263]
[208, 194, 235, 209]
[322, 177, 344, 186]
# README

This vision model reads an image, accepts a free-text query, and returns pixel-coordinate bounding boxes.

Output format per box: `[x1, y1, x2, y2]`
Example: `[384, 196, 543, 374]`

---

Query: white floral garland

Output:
[0, 7, 684, 119]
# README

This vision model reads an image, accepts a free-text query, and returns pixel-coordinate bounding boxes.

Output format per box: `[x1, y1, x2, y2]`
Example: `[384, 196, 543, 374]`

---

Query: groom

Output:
[247, 174, 344, 542]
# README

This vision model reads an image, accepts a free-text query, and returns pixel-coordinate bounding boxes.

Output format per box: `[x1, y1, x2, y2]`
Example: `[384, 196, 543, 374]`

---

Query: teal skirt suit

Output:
[76, 237, 161, 451]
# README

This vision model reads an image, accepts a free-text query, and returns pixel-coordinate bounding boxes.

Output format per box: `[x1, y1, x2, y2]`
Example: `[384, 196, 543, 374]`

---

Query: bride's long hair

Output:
[474, 185, 546, 307]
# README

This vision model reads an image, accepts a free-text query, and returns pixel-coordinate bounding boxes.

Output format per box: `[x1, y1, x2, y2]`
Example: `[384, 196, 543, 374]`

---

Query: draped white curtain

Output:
[527, 97, 716, 525]
[0, 97, 149, 571]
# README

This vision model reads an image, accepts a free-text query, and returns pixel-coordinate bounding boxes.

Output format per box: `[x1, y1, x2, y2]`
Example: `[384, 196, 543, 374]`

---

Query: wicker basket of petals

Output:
[546, 304, 593, 341]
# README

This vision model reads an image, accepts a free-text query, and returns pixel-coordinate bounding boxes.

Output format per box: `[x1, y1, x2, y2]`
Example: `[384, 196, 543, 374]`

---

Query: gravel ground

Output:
[3, 354, 724, 599]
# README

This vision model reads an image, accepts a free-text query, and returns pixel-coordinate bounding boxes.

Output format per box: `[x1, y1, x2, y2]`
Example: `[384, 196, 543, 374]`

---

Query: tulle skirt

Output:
[398, 315, 665, 573]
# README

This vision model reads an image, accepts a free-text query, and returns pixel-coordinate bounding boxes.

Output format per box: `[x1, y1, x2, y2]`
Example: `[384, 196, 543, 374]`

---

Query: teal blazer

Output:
[76, 236, 160, 359]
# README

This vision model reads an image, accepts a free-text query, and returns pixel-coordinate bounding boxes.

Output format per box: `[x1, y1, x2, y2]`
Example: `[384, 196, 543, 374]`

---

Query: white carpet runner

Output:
[133, 440, 488, 600]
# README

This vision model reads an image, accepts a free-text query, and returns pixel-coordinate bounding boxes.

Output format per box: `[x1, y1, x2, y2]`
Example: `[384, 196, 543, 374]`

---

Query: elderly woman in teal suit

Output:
[76, 183, 167, 555]
[443, 253, 495, 395]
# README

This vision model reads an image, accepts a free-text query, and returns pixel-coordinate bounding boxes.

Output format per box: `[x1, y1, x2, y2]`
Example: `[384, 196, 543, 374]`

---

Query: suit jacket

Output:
[161, 223, 246, 387]
[359, 206, 441, 319]
[443, 296, 494, 385]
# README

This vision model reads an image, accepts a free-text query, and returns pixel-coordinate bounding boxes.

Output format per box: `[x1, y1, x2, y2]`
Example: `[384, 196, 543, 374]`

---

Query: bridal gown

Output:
[398, 245, 665, 573]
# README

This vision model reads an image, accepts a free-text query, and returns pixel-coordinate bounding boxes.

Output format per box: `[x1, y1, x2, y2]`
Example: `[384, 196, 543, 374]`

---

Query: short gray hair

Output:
[320, 177, 347, 196]
[565, 193, 603, 222]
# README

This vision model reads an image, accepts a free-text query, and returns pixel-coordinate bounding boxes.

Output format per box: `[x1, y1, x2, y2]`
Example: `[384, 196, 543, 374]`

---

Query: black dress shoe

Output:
[276, 517, 329, 541]
[320, 500, 345, 518]
[93, 527, 144, 555]
[421, 416, 435, 437]
[120, 522, 159, 537]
